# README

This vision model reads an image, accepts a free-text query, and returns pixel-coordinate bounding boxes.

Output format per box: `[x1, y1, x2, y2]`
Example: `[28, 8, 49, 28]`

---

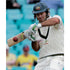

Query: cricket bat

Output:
[7, 32, 26, 47]
[7, 24, 38, 47]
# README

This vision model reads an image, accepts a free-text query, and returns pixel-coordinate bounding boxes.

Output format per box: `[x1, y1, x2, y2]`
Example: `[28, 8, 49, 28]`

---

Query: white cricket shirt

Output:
[35, 15, 64, 58]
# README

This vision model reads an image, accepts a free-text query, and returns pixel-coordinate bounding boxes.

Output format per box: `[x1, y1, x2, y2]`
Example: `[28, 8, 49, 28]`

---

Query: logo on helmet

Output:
[35, 6, 40, 10]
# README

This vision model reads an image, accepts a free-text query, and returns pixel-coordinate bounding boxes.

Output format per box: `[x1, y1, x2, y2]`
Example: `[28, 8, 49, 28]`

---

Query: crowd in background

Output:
[6, 45, 38, 70]
[6, 0, 64, 14]
[6, 0, 21, 9]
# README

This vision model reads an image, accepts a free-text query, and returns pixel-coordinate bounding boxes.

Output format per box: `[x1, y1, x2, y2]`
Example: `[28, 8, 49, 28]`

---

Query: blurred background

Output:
[6, 0, 64, 70]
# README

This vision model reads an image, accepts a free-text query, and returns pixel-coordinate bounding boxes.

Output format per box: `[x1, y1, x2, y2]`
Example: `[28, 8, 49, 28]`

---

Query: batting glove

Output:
[24, 23, 42, 41]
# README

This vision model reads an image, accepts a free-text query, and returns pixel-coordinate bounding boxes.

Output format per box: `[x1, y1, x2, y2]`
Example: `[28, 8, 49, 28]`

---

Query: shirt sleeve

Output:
[53, 15, 63, 29]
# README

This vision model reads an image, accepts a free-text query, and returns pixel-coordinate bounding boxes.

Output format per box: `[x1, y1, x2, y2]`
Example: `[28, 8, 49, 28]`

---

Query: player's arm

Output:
[41, 17, 60, 26]
[32, 41, 40, 52]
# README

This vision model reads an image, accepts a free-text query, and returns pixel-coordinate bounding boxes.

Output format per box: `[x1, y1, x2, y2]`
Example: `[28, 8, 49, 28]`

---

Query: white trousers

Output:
[34, 56, 64, 70]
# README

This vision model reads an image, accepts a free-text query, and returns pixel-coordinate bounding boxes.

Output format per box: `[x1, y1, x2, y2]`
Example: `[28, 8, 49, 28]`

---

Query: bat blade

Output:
[7, 32, 26, 47]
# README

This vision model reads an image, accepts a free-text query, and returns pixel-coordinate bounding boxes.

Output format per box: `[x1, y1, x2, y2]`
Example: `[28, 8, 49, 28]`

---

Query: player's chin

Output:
[39, 19, 44, 22]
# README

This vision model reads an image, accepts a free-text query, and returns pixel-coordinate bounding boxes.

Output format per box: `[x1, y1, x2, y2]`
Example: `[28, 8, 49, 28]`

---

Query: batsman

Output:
[24, 2, 64, 70]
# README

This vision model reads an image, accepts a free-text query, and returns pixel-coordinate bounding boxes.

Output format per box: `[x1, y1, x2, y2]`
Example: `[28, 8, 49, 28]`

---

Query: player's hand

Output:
[29, 23, 37, 34]
[24, 23, 42, 41]
[29, 23, 42, 34]
[24, 29, 36, 41]
[25, 23, 37, 41]
[28, 33, 36, 41]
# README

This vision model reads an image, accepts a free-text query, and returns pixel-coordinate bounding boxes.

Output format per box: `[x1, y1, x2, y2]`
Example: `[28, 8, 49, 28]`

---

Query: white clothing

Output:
[35, 15, 64, 58]
[34, 56, 64, 70]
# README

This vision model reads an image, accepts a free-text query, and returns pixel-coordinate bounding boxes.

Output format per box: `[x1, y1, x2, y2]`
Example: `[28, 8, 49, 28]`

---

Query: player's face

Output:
[36, 12, 47, 22]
